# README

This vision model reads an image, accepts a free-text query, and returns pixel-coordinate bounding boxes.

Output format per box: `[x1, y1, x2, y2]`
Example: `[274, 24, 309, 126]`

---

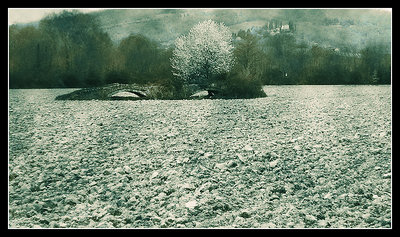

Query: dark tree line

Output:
[232, 28, 391, 86]
[9, 11, 391, 89]
[9, 10, 174, 89]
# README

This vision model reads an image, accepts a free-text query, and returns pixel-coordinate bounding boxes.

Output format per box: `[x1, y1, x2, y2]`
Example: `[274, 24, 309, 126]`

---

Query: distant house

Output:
[281, 24, 290, 31]
[265, 21, 292, 35]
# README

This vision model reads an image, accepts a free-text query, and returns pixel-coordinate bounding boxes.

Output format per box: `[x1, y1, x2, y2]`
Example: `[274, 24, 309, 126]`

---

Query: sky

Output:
[8, 8, 105, 25]
[8, 8, 392, 25]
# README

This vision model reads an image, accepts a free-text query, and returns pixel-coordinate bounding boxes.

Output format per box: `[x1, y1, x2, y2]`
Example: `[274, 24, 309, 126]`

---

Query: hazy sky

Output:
[8, 8, 391, 25]
[8, 8, 105, 25]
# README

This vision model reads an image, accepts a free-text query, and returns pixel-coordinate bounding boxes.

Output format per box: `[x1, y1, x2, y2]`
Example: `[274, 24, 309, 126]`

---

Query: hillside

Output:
[88, 9, 391, 50]
[11, 9, 390, 50]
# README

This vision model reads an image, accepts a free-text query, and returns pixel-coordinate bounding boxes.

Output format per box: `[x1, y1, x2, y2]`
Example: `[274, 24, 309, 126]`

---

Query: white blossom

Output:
[171, 20, 234, 86]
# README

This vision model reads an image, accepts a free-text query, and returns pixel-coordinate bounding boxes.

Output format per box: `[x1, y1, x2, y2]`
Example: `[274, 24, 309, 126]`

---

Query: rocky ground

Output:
[8, 85, 391, 228]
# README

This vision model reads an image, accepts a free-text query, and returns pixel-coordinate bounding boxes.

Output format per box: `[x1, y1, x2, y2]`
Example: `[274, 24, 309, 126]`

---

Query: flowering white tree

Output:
[171, 20, 234, 89]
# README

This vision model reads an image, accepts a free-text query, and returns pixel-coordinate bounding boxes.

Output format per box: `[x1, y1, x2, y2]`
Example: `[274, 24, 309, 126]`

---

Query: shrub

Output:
[219, 67, 267, 99]
[154, 76, 189, 99]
